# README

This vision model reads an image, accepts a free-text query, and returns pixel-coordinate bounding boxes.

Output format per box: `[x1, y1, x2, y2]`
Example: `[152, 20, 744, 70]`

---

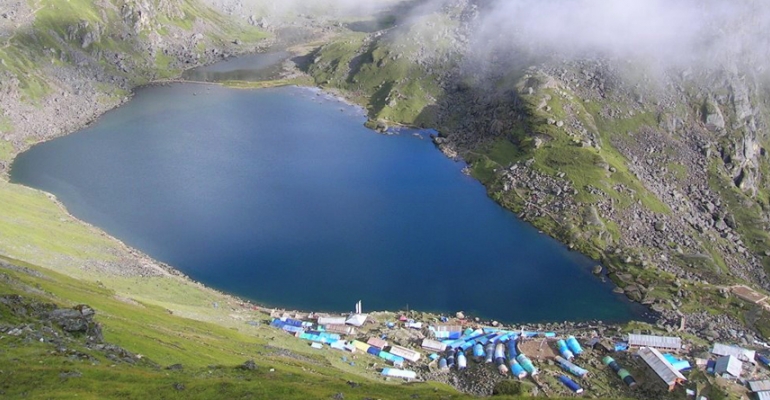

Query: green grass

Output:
[0, 258, 557, 399]
[667, 162, 687, 181]
[154, 52, 180, 79]
[0, 181, 122, 276]
[221, 76, 314, 89]
[306, 26, 446, 126]
[0, 140, 13, 164]
[486, 139, 525, 167]
[469, 155, 499, 183]
[307, 33, 368, 86]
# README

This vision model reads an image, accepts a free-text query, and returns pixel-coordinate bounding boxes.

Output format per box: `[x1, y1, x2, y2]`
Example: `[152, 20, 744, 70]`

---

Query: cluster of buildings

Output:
[622, 333, 770, 398]
[266, 304, 770, 398]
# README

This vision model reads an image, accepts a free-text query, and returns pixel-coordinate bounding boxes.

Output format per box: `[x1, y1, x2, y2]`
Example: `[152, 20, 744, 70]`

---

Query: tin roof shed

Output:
[637, 346, 687, 391]
[749, 380, 770, 393]
[711, 343, 756, 364]
[367, 337, 388, 349]
[628, 334, 682, 351]
[421, 338, 447, 352]
[389, 345, 421, 362]
[714, 355, 742, 378]
[756, 391, 770, 400]
[318, 317, 347, 326]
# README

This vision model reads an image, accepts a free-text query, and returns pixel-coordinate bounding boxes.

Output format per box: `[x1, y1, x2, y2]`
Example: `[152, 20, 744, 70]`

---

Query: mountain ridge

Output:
[300, 0, 770, 341]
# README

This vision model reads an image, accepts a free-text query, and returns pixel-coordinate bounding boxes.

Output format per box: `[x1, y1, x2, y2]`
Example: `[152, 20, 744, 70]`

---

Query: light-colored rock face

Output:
[704, 98, 725, 131]
[720, 74, 764, 195]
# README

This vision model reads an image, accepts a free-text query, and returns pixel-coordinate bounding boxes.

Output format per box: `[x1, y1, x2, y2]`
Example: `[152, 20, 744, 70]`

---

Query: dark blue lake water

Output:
[11, 83, 647, 323]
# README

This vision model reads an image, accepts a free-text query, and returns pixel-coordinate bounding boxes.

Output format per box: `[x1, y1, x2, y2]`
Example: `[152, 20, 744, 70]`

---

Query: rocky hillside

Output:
[0, 0, 266, 174]
[303, 0, 770, 338]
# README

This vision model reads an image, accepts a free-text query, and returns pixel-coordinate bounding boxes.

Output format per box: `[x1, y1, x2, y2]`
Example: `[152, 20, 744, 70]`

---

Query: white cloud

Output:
[472, 0, 770, 70]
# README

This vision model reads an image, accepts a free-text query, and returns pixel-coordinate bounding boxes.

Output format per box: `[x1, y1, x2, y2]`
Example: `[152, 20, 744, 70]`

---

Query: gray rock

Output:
[59, 371, 82, 379]
[654, 221, 667, 232]
[703, 98, 725, 130]
[239, 360, 258, 370]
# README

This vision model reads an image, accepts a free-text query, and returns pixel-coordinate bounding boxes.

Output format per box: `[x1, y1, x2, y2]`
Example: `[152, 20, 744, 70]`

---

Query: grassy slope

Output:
[0, 3, 761, 398]
[305, 19, 449, 127]
[0, 256, 573, 399]
[305, 24, 770, 330]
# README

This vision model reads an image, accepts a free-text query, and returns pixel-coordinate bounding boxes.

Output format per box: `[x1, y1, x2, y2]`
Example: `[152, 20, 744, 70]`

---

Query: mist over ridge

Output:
[472, 0, 770, 72]
[223, 0, 770, 74]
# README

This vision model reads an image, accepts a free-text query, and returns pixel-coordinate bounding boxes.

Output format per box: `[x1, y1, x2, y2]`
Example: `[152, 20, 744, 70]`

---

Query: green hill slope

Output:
[1, 257, 476, 399]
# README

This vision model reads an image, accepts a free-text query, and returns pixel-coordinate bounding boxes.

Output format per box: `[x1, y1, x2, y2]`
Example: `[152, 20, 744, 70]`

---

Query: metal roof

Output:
[628, 334, 682, 349]
[345, 313, 368, 327]
[749, 380, 770, 392]
[711, 343, 756, 363]
[317, 317, 347, 325]
[421, 338, 447, 352]
[757, 391, 770, 400]
[638, 347, 687, 386]
[714, 355, 743, 378]
[367, 337, 388, 349]
[324, 324, 356, 335]
[389, 345, 421, 362]
[433, 325, 462, 332]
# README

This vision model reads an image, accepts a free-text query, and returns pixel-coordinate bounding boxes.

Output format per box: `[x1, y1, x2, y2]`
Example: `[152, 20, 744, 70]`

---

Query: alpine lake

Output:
[11, 52, 649, 323]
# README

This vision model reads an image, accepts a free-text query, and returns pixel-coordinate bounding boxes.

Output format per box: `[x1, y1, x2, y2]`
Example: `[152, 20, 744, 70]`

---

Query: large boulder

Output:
[48, 304, 102, 342]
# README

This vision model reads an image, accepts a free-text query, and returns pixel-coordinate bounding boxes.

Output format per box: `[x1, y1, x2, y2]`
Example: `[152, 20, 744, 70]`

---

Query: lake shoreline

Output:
[5, 38, 654, 328]
[12, 83, 648, 323]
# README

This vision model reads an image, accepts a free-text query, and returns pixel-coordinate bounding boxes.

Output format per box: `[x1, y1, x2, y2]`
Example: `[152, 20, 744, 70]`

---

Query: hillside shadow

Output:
[413, 104, 440, 128]
[368, 81, 394, 117]
[346, 40, 377, 84]
[292, 47, 319, 74]
[345, 18, 394, 33]
[344, 0, 428, 32]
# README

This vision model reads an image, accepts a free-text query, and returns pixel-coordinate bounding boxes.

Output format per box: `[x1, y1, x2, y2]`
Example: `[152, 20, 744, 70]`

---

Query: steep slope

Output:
[303, 0, 770, 339]
[0, 257, 477, 399]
